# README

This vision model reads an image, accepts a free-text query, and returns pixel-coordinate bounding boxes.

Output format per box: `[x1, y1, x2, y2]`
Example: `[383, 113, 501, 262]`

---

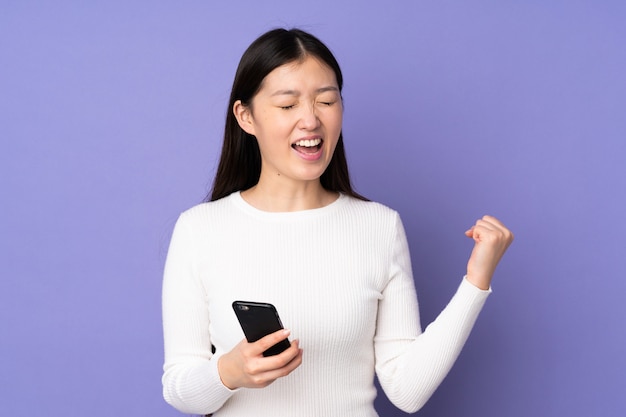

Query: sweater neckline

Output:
[229, 191, 347, 220]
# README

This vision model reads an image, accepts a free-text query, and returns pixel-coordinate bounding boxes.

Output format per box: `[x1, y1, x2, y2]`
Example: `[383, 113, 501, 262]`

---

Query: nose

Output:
[297, 103, 320, 131]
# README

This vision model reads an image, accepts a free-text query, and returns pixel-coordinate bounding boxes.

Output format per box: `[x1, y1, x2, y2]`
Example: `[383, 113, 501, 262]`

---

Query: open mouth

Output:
[292, 138, 323, 154]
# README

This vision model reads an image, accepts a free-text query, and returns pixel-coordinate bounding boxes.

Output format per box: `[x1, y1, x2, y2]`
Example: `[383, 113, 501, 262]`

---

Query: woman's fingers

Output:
[467, 216, 513, 245]
[253, 329, 291, 356]
[218, 330, 303, 390]
[244, 341, 303, 387]
[465, 215, 514, 289]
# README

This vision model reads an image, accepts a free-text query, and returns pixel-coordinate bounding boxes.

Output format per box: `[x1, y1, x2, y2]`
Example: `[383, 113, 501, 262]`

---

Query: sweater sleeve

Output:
[161, 213, 235, 414]
[374, 214, 491, 413]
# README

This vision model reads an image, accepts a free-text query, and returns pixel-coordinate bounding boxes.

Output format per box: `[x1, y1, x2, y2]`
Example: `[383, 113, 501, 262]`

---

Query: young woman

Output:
[162, 28, 513, 416]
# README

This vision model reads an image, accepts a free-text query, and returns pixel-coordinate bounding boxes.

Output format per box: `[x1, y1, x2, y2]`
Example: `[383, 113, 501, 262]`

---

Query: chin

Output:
[293, 170, 327, 183]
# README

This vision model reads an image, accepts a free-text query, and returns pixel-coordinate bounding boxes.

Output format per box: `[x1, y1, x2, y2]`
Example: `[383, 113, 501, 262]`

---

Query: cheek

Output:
[255, 113, 292, 138]
[327, 110, 343, 137]
[269, 110, 298, 127]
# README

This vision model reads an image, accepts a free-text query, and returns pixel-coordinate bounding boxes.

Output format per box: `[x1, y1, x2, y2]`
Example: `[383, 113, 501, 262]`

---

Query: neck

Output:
[241, 179, 338, 212]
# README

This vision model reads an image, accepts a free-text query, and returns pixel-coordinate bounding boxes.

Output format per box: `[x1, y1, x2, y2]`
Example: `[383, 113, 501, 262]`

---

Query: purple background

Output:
[2, 1, 625, 416]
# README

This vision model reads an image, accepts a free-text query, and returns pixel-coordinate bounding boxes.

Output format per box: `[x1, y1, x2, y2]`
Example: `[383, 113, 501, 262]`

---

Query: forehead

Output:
[258, 56, 338, 94]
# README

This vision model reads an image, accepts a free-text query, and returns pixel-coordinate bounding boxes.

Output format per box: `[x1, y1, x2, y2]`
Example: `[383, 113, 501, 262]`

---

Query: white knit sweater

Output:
[162, 192, 490, 416]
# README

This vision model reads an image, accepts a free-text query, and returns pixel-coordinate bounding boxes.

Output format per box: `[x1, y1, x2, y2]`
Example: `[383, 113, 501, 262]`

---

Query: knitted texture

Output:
[162, 192, 490, 416]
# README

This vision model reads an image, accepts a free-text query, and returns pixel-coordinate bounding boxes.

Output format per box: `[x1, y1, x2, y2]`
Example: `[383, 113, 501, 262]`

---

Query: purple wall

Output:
[2, 1, 624, 416]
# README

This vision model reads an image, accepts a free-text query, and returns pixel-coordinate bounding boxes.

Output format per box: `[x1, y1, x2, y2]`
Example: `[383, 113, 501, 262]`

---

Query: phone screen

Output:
[232, 301, 291, 356]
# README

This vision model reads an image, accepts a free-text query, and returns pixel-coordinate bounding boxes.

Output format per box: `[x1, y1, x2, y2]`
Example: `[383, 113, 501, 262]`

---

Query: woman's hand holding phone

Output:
[217, 330, 303, 390]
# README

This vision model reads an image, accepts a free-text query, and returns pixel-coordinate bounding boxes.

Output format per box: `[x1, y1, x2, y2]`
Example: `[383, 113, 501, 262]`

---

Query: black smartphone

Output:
[232, 301, 291, 357]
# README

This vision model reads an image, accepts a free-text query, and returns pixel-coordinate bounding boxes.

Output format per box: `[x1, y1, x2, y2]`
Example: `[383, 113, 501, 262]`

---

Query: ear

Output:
[233, 100, 256, 136]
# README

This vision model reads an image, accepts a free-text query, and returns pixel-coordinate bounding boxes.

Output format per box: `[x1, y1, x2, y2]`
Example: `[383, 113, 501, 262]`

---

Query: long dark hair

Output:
[208, 28, 367, 202]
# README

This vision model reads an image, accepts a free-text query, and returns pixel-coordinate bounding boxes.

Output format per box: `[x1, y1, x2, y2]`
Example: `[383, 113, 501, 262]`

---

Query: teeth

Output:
[294, 138, 322, 147]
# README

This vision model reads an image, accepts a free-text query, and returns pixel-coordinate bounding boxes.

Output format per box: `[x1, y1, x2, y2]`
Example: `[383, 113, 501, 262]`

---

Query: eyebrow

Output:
[270, 86, 339, 97]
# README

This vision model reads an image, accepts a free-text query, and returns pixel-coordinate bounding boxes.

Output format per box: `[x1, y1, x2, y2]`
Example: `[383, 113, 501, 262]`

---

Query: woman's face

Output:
[234, 56, 343, 186]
